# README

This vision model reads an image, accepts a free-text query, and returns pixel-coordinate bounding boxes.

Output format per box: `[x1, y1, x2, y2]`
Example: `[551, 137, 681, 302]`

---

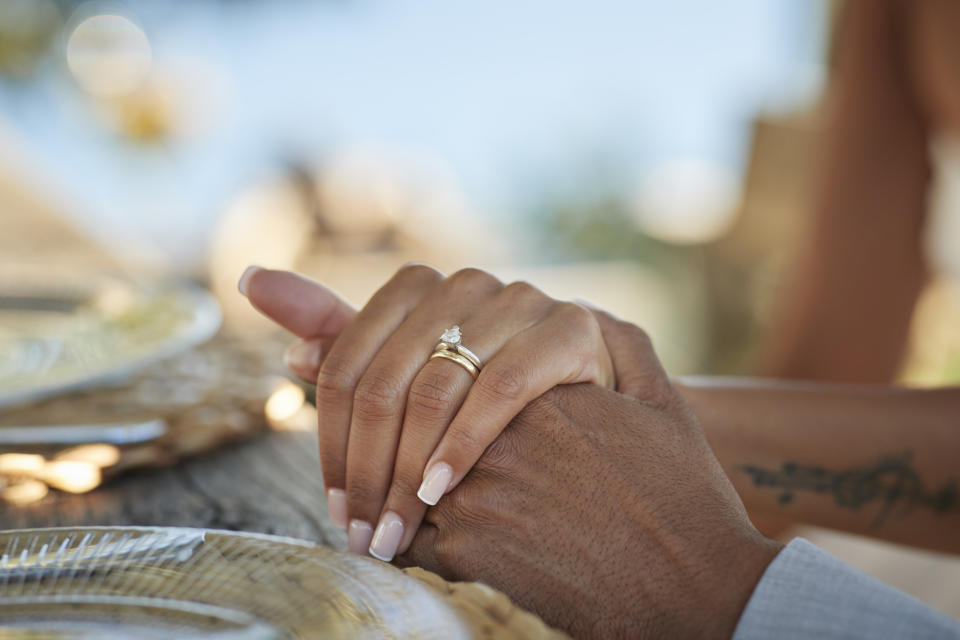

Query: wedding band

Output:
[432, 325, 483, 377]
[434, 341, 482, 370]
[430, 349, 480, 379]
[455, 344, 481, 369]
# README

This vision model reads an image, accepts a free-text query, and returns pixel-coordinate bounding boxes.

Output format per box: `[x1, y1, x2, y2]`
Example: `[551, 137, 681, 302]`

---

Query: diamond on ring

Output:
[433, 325, 481, 373]
[439, 325, 462, 346]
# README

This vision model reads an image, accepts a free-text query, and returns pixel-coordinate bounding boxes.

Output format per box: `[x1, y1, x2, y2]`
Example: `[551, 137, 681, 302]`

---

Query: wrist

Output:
[629, 525, 782, 639]
[697, 530, 784, 638]
[672, 380, 798, 537]
[672, 379, 736, 473]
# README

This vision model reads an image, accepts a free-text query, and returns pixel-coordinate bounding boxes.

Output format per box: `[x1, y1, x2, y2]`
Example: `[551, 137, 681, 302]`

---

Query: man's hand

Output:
[401, 375, 782, 638]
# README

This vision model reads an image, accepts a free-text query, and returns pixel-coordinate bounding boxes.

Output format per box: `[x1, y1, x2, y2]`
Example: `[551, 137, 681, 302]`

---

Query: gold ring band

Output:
[434, 341, 482, 370]
[429, 349, 480, 379]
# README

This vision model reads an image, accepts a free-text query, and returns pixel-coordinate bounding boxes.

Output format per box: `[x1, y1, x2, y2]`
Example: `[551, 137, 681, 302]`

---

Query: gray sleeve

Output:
[733, 538, 960, 640]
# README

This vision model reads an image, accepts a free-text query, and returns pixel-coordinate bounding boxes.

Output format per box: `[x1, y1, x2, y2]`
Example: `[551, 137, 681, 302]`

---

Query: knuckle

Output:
[554, 300, 595, 329]
[395, 262, 442, 285]
[445, 267, 500, 292]
[315, 359, 355, 398]
[389, 472, 422, 501]
[354, 371, 404, 421]
[346, 476, 382, 507]
[477, 366, 527, 403]
[407, 371, 459, 421]
[620, 320, 651, 345]
[445, 488, 477, 521]
[442, 485, 498, 532]
[480, 434, 518, 473]
[446, 427, 486, 457]
[501, 279, 542, 300]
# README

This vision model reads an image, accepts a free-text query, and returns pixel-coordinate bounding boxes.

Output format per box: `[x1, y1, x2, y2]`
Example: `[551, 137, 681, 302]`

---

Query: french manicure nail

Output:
[237, 265, 262, 297]
[417, 462, 453, 506]
[368, 511, 404, 562]
[284, 340, 323, 373]
[348, 519, 374, 555]
[327, 488, 347, 529]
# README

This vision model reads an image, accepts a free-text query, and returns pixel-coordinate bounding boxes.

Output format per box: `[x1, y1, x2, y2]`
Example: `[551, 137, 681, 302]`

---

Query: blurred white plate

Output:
[0, 527, 469, 639]
[0, 280, 221, 410]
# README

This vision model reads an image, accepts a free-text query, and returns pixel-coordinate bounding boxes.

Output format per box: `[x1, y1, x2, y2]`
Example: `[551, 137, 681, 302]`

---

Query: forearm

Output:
[756, 0, 930, 383]
[676, 378, 960, 553]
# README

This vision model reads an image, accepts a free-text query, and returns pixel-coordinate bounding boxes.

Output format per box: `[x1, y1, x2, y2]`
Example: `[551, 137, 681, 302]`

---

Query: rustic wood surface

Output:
[3, 410, 959, 628]
[0, 428, 570, 638]
[0, 428, 346, 550]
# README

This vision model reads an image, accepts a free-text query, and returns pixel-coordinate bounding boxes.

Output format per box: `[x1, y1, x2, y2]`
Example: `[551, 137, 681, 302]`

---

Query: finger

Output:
[416, 301, 612, 508]
[372, 280, 557, 560]
[313, 264, 443, 533]
[580, 303, 668, 400]
[370, 356, 475, 560]
[239, 266, 356, 338]
[283, 338, 325, 384]
[345, 268, 505, 558]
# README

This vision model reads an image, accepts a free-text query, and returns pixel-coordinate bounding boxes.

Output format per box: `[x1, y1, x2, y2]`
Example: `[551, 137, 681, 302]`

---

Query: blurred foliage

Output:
[520, 165, 764, 375]
[529, 190, 680, 267]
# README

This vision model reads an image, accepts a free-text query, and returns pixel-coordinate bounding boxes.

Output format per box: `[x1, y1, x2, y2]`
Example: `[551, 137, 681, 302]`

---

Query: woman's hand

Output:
[240, 264, 617, 561]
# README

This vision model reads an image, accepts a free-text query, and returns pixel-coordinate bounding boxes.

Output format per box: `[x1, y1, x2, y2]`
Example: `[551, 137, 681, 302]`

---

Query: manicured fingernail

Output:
[417, 462, 453, 506]
[348, 519, 374, 555]
[284, 340, 323, 373]
[368, 511, 404, 562]
[326, 488, 347, 529]
[237, 265, 262, 297]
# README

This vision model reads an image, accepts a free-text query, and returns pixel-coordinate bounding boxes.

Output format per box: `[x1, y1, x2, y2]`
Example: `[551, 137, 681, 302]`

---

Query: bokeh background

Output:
[1, 0, 958, 382]
[4, 0, 960, 619]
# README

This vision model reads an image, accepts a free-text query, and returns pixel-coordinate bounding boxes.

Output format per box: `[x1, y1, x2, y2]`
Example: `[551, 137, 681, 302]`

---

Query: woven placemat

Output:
[403, 567, 569, 639]
[0, 333, 283, 503]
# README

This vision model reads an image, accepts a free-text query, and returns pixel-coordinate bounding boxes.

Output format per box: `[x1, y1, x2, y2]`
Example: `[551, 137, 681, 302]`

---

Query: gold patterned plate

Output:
[0, 279, 221, 410]
[0, 527, 471, 639]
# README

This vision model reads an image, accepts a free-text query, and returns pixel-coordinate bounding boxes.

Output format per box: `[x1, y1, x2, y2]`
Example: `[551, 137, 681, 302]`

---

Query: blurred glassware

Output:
[0, 527, 471, 638]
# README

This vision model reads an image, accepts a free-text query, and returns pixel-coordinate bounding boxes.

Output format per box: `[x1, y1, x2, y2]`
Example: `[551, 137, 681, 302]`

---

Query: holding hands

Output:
[240, 264, 621, 560]
[241, 264, 780, 637]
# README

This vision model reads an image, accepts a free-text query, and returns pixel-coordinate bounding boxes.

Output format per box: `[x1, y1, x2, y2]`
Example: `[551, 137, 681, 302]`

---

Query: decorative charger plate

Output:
[0, 527, 470, 639]
[0, 277, 221, 410]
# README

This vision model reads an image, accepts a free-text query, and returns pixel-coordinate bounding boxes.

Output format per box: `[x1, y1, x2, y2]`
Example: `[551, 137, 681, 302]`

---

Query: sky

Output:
[0, 0, 825, 269]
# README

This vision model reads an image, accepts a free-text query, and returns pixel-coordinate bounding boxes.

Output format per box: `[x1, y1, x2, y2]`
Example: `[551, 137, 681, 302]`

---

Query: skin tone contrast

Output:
[398, 375, 782, 638]
[241, 265, 960, 557]
[244, 270, 782, 636]
[240, 264, 614, 561]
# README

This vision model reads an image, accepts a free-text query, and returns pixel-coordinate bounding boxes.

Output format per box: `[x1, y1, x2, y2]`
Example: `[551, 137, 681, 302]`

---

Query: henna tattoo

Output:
[739, 451, 958, 528]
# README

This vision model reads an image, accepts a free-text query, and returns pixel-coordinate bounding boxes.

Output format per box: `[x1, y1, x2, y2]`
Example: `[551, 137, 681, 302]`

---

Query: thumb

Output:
[238, 266, 356, 338]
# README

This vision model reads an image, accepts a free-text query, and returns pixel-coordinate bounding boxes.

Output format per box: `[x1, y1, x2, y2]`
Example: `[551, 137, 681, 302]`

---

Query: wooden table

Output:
[0, 429, 345, 549]
[4, 422, 960, 625]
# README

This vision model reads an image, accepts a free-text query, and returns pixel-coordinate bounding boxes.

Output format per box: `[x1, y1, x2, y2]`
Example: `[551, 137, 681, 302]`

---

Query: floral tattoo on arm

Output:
[739, 451, 958, 528]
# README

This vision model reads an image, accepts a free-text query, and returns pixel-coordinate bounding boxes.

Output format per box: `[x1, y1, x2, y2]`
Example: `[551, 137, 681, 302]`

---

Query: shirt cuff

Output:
[732, 537, 959, 640]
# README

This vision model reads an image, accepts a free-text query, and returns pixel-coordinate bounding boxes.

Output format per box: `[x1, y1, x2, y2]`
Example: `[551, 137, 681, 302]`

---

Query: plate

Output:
[0, 527, 470, 639]
[0, 279, 221, 410]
